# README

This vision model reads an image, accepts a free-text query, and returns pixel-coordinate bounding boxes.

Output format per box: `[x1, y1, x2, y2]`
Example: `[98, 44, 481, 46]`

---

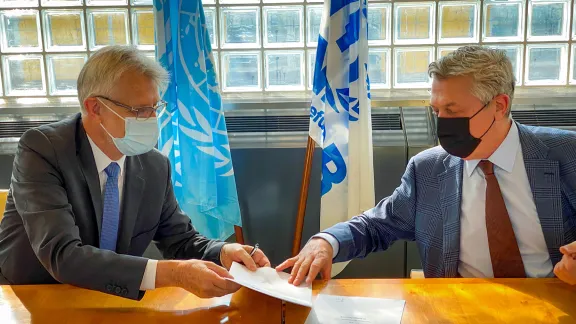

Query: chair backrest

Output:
[0, 190, 8, 222]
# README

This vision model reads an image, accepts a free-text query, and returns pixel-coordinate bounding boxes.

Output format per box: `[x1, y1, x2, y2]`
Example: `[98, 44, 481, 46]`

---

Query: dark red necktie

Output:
[479, 160, 526, 278]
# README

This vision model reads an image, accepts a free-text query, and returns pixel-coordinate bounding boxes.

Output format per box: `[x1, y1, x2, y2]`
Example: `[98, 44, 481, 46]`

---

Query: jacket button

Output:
[115, 287, 122, 294]
[106, 284, 113, 292]
[121, 288, 128, 296]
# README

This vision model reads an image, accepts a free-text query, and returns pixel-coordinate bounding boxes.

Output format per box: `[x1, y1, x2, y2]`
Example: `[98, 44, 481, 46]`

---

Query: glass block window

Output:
[0, 0, 575, 100]
[87, 9, 129, 50]
[46, 54, 86, 95]
[43, 10, 86, 52]
[307, 5, 322, 47]
[368, 4, 391, 46]
[394, 47, 434, 88]
[86, 0, 127, 6]
[483, 0, 524, 42]
[265, 50, 304, 90]
[571, 44, 576, 84]
[131, 8, 154, 50]
[221, 51, 261, 92]
[394, 3, 435, 45]
[263, 6, 303, 48]
[3, 54, 45, 96]
[308, 49, 315, 90]
[438, 1, 479, 44]
[220, 7, 260, 49]
[0, 10, 42, 53]
[525, 44, 568, 85]
[41, 0, 82, 6]
[0, 0, 38, 8]
[213, 51, 219, 81]
[369, 48, 391, 89]
[573, 3, 576, 40]
[527, 0, 569, 42]
[204, 8, 217, 48]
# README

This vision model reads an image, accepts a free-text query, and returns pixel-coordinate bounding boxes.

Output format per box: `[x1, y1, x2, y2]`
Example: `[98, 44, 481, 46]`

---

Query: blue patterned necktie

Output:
[100, 162, 120, 251]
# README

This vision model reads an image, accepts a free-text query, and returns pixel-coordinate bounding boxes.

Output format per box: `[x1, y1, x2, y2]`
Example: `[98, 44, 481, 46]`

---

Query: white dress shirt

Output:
[459, 121, 553, 278]
[316, 122, 554, 278]
[87, 136, 158, 290]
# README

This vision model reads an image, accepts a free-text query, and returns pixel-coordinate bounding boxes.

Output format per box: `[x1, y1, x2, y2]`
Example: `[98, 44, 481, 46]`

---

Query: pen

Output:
[249, 243, 259, 257]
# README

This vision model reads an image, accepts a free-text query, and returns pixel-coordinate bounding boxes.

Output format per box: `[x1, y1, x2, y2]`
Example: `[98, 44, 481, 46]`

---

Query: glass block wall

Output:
[0, 0, 575, 99]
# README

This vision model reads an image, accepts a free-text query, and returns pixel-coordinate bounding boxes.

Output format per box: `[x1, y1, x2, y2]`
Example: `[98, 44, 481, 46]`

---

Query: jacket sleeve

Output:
[153, 158, 225, 265]
[323, 158, 417, 263]
[12, 128, 148, 300]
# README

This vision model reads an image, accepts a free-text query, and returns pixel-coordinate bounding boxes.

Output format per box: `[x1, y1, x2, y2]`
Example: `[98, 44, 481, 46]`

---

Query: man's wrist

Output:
[219, 243, 230, 268]
[312, 233, 339, 259]
[155, 260, 180, 289]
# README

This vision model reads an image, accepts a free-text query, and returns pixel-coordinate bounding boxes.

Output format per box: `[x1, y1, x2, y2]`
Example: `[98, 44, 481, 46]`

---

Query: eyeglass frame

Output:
[95, 95, 167, 120]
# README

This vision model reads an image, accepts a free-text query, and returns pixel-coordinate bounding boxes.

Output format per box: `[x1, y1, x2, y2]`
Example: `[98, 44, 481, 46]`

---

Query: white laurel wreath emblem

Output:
[157, 3, 234, 179]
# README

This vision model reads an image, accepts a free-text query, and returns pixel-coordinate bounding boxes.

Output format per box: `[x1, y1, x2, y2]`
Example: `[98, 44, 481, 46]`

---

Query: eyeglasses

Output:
[96, 96, 167, 121]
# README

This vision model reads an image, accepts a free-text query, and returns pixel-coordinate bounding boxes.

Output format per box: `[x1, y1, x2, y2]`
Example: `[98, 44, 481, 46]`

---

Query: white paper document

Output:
[305, 294, 406, 324]
[228, 262, 313, 307]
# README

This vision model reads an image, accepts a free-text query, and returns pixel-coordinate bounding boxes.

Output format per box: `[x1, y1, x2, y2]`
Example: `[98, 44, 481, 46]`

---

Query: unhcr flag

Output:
[309, 0, 375, 276]
[154, 0, 241, 240]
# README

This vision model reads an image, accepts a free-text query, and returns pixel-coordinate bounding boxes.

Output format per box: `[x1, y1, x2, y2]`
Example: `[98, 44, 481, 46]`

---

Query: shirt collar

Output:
[87, 135, 126, 175]
[465, 121, 519, 177]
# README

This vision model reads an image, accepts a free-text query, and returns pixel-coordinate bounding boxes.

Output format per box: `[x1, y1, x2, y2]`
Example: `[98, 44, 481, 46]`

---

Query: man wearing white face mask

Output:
[0, 46, 271, 300]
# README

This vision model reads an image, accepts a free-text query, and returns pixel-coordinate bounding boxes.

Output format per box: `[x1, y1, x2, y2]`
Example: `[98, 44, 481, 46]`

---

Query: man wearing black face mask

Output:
[278, 45, 576, 286]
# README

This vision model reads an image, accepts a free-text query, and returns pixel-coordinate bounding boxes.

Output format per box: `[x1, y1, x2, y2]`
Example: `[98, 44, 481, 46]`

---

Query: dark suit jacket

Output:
[0, 113, 225, 299]
[324, 123, 576, 277]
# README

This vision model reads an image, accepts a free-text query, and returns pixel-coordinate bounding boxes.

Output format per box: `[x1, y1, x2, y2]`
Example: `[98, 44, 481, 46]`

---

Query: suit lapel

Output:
[438, 154, 464, 277]
[518, 123, 563, 265]
[77, 120, 103, 236]
[116, 155, 145, 254]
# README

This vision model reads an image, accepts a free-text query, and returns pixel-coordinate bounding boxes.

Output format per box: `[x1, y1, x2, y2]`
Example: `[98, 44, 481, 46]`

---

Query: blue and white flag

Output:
[154, 0, 241, 240]
[310, 0, 375, 276]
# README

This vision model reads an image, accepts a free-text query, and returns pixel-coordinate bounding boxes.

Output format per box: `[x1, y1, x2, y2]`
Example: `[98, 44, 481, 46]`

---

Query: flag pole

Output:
[291, 136, 316, 257]
[234, 225, 245, 245]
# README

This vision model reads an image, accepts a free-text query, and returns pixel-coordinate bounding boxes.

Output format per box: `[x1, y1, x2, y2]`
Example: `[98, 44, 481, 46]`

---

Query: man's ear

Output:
[83, 97, 102, 120]
[493, 94, 510, 120]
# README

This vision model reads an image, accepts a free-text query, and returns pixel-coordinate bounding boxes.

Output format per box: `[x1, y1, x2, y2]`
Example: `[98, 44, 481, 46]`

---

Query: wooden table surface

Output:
[288, 278, 576, 323]
[0, 284, 281, 324]
[1, 278, 575, 324]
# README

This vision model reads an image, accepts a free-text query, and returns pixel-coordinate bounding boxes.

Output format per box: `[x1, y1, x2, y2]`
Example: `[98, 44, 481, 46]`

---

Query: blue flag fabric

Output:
[309, 0, 375, 276]
[153, 0, 241, 240]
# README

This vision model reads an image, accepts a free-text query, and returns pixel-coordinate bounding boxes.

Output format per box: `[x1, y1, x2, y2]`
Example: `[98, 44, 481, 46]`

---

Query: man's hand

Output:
[156, 260, 241, 298]
[555, 242, 576, 285]
[220, 243, 271, 271]
[275, 238, 333, 286]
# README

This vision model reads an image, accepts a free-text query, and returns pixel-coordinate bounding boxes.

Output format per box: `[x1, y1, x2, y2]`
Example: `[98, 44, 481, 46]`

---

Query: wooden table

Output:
[0, 284, 281, 323]
[288, 278, 576, 323]
[1, 279, 575, 323]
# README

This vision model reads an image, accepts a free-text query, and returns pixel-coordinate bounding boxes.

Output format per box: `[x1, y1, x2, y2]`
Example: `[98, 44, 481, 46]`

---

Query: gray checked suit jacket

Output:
[0, 113, 225, 300]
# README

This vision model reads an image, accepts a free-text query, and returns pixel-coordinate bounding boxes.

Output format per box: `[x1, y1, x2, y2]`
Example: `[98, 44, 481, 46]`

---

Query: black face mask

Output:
[436, 102, 495, 158]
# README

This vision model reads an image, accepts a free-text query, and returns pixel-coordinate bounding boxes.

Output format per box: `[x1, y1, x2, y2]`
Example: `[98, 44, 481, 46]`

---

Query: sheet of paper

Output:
[210, 294, 233, 307]
[228, 262, 313, 307]
[305, 294, 405, 324]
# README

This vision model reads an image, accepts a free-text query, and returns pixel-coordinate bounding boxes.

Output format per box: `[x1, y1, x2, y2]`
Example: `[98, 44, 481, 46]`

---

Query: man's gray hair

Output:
[428, 45, 515, 114]
[77, 45, 169, 112]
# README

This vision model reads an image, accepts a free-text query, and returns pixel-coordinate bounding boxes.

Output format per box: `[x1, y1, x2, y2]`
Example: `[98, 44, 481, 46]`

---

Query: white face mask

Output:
[98, 98, 159, 156]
